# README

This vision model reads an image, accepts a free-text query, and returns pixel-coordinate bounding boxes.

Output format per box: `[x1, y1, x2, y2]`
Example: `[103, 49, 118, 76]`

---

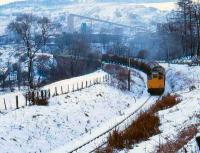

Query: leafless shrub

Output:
[97, 95, 180, 152]
[157, 125, 198, 153]
[150, 94, 180, 114]
[103, 64, 129, 90]
[26, 90, 49, 106]
[34, 98, 48, 106]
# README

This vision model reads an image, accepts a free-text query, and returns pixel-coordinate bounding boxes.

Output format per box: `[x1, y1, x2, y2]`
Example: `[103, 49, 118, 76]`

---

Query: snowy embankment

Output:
[42, 70, 108, 95]
[0, 70, 107, 112]
[1, 64, 199, 153]
[119, 64, 200, 153]
[0, 91, 26, 112]
[0, 68, 147, 153]
[162, 64, 200, 92]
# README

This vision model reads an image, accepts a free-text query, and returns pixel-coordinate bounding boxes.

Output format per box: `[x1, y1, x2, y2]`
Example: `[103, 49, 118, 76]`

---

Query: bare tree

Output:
[192, 2, 200, 56]
[69, 34, 91, 76]
[178, 0, 192, 56]
[8, 14, 52, 89]
[157, 0, 200, 60]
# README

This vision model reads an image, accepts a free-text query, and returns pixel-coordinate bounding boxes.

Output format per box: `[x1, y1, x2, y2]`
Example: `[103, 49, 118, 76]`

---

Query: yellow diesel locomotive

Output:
[147, 62, 165, 95]
[102, 54, 165, 95]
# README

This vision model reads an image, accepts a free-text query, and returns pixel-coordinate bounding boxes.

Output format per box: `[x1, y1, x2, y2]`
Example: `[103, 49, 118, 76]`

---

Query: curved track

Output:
[67, 96, 160, 153]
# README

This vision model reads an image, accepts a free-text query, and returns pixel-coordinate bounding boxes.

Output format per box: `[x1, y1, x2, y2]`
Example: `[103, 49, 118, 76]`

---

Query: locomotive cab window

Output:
[152, 73, 158, 78]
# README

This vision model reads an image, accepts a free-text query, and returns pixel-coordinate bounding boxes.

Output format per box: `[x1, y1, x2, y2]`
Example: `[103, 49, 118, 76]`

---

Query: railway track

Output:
[67, 95, 160, 153]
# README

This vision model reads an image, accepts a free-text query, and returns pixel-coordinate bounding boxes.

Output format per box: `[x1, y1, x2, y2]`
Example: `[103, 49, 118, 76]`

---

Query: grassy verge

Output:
[97, 94, 180, 152]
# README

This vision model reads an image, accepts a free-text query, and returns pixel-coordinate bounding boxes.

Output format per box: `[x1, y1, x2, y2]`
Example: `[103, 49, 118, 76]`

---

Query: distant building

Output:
[81, 23, 88, 34]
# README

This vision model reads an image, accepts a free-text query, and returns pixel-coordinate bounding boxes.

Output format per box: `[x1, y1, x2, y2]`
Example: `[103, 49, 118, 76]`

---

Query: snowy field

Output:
[0, 63, 200, 153]
[0, 70, 108, 111]
[124, 89, 200, 153]
[42, 70, 108, 96]
[117, 64, 200, 153]
[0, 84, 142, 153]
[0, 68, 147, 153]
[162, 63, 200, 92]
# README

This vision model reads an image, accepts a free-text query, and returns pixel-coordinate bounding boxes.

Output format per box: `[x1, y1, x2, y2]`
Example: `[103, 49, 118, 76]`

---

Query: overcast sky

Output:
[0, 0, 25, 5]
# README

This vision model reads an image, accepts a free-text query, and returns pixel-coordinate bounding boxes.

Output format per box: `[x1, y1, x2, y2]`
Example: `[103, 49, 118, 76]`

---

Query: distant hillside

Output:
[97, 0, 176, 2]
[0, 0, 176, 36]
[73, 0, 177, 2]
[0, 0, 177, 6]
[0, 0, 73, 8]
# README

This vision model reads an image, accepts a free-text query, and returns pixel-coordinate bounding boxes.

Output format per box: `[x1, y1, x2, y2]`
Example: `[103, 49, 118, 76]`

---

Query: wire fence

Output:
[0, 74, 110, 112]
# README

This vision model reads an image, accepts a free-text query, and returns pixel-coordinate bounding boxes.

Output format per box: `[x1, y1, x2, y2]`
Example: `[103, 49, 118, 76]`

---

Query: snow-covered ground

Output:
[162, 64, 200, 92]
[117, 64, 200, 153]
[42, 70, 108, 96]
[0, 68, 148, 153]
[125, 90, 200, 153]
[0, 63, 200, 153]
[0, 70, 108, 111]
[0, 84, 139, 153]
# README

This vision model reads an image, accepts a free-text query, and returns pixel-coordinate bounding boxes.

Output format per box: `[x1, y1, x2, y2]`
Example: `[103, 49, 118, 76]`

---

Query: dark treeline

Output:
[157, 0, 200, 60]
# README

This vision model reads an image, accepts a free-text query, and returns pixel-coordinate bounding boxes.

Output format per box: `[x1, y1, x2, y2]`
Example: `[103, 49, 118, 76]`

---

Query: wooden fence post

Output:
[61, 86, 63, 94]
[55, 87, 58, 96]
[16, 96, 19, 109]
[37, 91, 39, 100]
[4, 98, 7, 110]
[48, 89, 51, 98]
[32, 91, 35, 105]
[45, 90, 47, 99]
[128, 69, 131, 91]
[25, 94, 28, 106]
[28, 92, 31, 104]
[41, 90, 44, 100]
[86, 81, 88, 88]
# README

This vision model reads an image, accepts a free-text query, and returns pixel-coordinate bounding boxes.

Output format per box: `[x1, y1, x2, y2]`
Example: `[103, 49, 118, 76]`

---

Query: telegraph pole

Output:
[128, 58, 131, 91]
